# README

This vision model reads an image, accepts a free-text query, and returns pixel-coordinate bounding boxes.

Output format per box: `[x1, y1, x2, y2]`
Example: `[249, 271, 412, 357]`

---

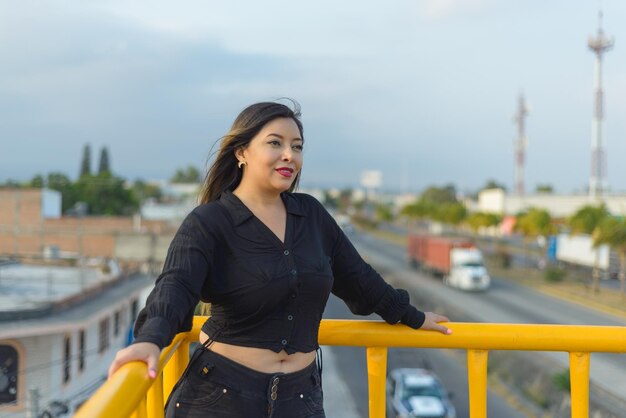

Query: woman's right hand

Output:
[108, 342, 161, 379]
[419, 312, 452, 335]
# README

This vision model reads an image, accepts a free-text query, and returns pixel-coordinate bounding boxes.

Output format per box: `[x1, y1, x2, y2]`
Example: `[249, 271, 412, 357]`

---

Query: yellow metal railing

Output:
[76, 318, 626, 418]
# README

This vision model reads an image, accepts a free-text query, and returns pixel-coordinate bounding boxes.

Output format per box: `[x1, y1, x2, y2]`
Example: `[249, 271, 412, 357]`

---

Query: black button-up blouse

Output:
[133, 190, 426, 353]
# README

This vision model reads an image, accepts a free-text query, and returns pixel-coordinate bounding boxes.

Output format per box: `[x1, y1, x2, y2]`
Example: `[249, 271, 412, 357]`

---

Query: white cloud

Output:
[89, 0, 443, 57]
[2, 0, 626, 193]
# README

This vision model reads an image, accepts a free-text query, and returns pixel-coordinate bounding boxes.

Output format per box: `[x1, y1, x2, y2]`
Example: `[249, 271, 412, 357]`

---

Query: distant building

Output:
[476, 188, 626, 217]
[152, 181, 201, 202]
[0, 261, 153, 418]
[0, 189, 172, 269]
[140, 200, 197, 222]
[0, 187, 62, 224]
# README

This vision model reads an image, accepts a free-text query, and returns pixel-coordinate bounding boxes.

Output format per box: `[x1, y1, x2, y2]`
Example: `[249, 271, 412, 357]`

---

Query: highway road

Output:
[322, 230, 534, 418]
[327, 230, 626, 416]
[379, 222, 622, 289]
[323, 294, 527, 418]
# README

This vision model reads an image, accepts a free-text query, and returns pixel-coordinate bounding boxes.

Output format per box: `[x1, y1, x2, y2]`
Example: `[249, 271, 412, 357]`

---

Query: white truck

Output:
[408, 234, 490, 291]
[554, 233, 618, 278]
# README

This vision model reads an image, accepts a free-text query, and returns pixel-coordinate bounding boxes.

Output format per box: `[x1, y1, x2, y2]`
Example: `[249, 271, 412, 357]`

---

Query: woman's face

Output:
[236, 117, 303, 194]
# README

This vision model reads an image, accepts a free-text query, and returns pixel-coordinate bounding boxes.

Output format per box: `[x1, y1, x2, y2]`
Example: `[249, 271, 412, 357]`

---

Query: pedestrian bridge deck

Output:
[75, 317, 626, 418]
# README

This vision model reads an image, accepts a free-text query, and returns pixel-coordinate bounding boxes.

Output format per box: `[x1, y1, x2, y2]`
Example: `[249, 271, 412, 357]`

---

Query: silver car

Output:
[386, 368, 456, 418]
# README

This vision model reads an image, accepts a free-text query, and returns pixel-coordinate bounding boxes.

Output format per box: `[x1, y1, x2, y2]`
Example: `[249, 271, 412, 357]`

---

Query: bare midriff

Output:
[199, 330, 316, 374]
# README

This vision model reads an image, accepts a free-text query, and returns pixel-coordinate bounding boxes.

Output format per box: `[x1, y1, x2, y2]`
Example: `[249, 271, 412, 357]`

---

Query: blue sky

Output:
[1, 0, 625, 194]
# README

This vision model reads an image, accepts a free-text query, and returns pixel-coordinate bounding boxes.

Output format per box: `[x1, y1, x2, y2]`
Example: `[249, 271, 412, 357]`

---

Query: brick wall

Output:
[0, 189, 43, 225]
[0, 189, 174, 260]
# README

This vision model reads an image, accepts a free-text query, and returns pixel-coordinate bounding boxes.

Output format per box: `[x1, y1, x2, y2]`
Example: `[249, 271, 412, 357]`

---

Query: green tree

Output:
[466, 212, 502, 233]
[170, 166, 201, 183]
[569, 205, 609, 234]
[80, 143, 92, 178]
[400, 199, 434, 220]
[594, 216, 626, 297]
[568, 204, 610, 293]
[516, 207, 555, 238]
[400, 185, 467, 227]
[30, 174, 45, 188]
[132, 179, 163, 203]
[375, 203, 394, 223]
[481, 179, 507, 191]
[98, 146, 111, 175]
[420, 184, 457, 205]
[46, 172, 77, 213]
[46, 172, 72, 190]
[432, 202, 467, 225]
[536, 184, 554, 194]
[515, 208, 555, 270]
[0, 179, 22, 188]
[75, 172, 139, 215]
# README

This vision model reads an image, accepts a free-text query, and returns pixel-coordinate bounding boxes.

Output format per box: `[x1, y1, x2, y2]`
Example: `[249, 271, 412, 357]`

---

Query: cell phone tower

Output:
[513, 93, 529, 196]
[588, 10, 614, 198]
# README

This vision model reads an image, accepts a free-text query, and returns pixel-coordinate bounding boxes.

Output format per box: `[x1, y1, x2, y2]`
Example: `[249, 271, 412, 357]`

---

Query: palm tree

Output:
[568, 204, 609, 293]
[466, 212, 502, 234]
[434, 202, 467, 227]
[400, 200, 434, 230]
[80, 143, 92, 178]
[515, 208, 555, 270]
[595, 216, 626, 297]
[466, 212, 504, 264]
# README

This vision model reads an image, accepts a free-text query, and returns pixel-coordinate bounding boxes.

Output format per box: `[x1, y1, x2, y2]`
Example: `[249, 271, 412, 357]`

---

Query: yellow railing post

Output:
[176, 341, 190, 372]
[77, 321, 626, 418]
[366, 346, 387, 418]
[467, 349, 488, 418]
[163, 341, 190, 402]
[147, 373, 164, 418]
[130, 396, 147, 418]
[569, 352, 590, 418]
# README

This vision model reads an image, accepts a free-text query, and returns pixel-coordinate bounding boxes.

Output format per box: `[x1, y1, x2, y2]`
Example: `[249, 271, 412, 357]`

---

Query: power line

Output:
[0, 355, 116, 418]
[36, 374, 107, 408]
[0, 375, 108, 418]
[5, 322, 137, 380]
[5, 346, 102, 379]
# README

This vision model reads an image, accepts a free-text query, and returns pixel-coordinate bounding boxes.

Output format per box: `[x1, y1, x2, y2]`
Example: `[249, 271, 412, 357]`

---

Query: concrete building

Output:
[0, 261, 153, 418]
[0, 188, 171, 264]
[475, 188, 626, 218]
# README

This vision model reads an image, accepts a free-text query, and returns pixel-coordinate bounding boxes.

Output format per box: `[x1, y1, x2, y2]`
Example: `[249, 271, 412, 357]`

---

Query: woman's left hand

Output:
[419, 312, 452, 335]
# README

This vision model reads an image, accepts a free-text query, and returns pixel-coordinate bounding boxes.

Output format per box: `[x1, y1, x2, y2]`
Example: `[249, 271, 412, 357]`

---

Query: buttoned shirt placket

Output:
[250, 212, 299, 352]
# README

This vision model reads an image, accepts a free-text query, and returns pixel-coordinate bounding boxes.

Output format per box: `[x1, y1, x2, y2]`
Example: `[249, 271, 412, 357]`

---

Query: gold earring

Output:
[238, 161, 247, 169]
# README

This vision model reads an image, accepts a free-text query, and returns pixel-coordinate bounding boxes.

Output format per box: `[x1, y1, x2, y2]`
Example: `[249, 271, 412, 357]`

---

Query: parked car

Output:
[386, 368, 456, 418]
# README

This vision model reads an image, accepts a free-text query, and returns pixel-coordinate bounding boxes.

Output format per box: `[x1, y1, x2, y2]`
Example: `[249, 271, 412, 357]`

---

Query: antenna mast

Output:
[513, 93, 529, 196]
[588, 10, 614, 198]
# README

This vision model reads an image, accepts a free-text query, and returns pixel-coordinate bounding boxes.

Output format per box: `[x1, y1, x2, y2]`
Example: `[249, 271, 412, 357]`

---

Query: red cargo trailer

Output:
[407, 234, 474, 275]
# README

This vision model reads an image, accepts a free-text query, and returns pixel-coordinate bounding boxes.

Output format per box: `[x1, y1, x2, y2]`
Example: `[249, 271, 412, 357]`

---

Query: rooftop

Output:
[0, 260, 127, 320]
[0, 271, 153, 339]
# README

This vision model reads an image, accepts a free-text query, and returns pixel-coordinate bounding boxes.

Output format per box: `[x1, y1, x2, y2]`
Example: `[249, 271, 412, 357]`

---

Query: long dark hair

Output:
[199, 100, 304, 205]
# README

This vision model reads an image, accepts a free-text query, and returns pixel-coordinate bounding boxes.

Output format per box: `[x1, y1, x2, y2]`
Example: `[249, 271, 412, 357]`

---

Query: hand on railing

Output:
[108, 342, 161, 379]
[420, 312, 452, 335]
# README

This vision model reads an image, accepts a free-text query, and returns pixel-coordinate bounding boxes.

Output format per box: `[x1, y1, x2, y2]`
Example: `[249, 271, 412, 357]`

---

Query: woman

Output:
[108, 100, 451, 418]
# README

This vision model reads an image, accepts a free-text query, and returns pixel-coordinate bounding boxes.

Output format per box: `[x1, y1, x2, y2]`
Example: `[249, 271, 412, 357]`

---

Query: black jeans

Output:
[165, 348, 325, 418]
